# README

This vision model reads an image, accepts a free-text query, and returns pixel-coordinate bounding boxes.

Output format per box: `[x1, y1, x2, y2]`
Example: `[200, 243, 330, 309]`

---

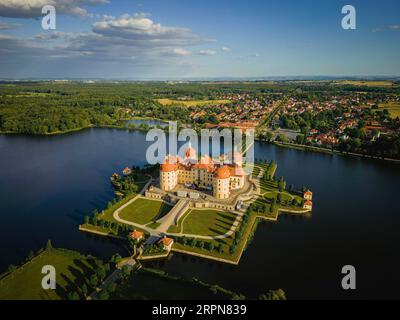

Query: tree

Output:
[97, 266, 106, 281]
[210, 285, 218, 295]
[90, 274, 99, 288]
[270, 198, 276, 213]
[46, 239, 53, 251]
[296, 134, 305, 144]
[266, 131, 274, 142]
[110, 253, 122, 265]
[68, 291, 80, 300]
[121, 265, 131, 279]
[278, 177, 286, 192]
[99, 290, 109, 300]
[104, 263, 111, 273]
[107, 283, 117, 293]
[73, 291, 80, 300]
[277, 193, 282, 204]
[84, 215, 90, 224]
[198, 241, 205, 250]
[81, 283, 88, 297]
[259, 289, 286, 300]
[276, 134, 287, 143]
[8, 264, 17, 274]
[27, 250, 34, 261]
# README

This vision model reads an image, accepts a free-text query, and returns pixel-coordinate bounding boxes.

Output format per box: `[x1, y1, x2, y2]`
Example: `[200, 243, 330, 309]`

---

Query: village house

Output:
[123, 167, 132, 176]
[159, 236, 174, 251]
[129, 230, 145, 241]
[304, 190, 313, 201]
[303, 200, 313, 210]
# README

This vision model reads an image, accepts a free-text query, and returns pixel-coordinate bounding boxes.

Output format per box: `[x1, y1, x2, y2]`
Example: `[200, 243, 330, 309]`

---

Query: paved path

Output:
[88, 258, 136, 300]
[155, 199, 190, 234]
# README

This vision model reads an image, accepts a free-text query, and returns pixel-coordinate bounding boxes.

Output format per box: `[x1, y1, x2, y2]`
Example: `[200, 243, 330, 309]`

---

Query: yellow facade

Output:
[160, 166, 245, 199]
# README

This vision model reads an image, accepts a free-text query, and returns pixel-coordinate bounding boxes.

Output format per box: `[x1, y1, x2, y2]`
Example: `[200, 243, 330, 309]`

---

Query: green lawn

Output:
[119, 198, 172, 225]
[0, 249, 98, 300]
[173, 212, 257, 263]
[182, 210, 237, 237]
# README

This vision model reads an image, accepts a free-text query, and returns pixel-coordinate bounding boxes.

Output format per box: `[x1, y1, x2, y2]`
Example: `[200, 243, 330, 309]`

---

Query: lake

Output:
[125, 119, 168, 128]
[0, 128, 399, 299]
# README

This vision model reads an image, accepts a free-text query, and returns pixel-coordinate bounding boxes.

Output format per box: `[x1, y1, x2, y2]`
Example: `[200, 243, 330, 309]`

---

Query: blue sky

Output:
[0, 0, 399, 79]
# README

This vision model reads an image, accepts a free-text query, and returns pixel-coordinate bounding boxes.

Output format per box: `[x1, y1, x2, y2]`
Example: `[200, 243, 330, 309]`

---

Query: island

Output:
[79, 146, 312, 265]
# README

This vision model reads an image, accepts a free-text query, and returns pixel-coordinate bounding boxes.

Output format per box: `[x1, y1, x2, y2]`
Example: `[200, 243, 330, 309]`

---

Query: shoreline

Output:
[2, 124, 399, 163]
[255, 138, 400, 163]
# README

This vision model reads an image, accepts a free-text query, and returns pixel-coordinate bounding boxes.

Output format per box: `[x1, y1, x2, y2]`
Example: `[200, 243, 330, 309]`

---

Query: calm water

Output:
[126, 119, 168, 128]
[0, 128, 399, 299]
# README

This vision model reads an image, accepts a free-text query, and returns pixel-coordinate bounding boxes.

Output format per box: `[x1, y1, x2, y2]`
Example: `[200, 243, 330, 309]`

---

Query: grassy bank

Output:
[0, 248, 100, 300]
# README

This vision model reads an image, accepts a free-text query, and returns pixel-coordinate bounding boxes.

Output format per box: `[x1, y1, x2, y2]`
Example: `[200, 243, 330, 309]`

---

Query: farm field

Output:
[331, 80, 394, 87]
[378, 102, 400, 118]
[157, 98, 231, 107]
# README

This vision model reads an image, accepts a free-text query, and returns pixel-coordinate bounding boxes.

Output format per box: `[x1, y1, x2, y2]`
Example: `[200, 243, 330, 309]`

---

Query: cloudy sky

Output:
[0, 0, 399, 79]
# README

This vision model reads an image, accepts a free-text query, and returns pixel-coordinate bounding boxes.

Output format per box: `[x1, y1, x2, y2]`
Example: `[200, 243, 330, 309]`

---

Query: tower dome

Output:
[215, 165, 231, 179]
[184, 142, 197, 160]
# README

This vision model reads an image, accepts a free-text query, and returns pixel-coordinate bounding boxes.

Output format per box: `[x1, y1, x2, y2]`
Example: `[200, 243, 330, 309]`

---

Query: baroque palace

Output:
[160, 145, 247, 199]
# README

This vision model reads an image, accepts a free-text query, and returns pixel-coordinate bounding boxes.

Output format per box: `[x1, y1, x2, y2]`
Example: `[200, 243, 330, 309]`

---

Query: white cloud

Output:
[221, 47, 231, 52]
[199, 50, 216, 56]
[0, 0, 108, 18]
[0, 21, 21, 29]
[163, 48, 192, 57]
[92, 13, 203, 46]
[388, 24, 400, 30]
[0, 12, 213, 77]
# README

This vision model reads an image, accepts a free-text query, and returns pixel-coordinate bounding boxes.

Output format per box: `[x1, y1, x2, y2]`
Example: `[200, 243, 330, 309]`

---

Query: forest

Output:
[1, 80, 399, 135]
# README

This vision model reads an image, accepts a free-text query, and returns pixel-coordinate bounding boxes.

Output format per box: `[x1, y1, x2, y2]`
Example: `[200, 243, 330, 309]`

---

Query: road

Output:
[87, 257, 137, 300]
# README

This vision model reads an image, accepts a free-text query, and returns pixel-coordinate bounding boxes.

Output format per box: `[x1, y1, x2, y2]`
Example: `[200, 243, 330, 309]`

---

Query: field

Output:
[0, 249, 98, 300]
[119, 198, 172, 225]
[157, 98, 231, 107]
[331, 80, 394, 87]
[181, 209, 237, 237]
[378, 102, 400, 118]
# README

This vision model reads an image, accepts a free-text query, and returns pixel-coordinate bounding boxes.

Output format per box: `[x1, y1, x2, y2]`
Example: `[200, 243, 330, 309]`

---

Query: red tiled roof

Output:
[160, 163, 178, 172]
[130, 230, 144, 239]
[215, 165, 231, 179]
[159, 237, 174, 247]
